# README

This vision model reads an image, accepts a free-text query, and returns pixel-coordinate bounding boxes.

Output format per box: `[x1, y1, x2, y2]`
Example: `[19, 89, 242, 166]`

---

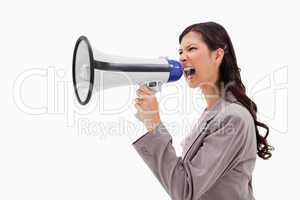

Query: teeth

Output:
[184, 66, 194, 72]
[184, 67, 196, 77]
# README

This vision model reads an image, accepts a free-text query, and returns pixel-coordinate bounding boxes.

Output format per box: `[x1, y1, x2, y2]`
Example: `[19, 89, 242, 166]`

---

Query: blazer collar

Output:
[201, 90, 238, 124]
[181, 91, 238, 160]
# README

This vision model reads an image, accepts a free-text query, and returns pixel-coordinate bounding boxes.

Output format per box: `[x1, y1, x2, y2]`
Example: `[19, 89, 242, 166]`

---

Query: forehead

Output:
[179, 31, 203, 49]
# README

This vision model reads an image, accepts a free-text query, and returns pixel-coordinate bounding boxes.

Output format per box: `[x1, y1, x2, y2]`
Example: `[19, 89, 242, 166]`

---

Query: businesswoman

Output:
[133, 22, 273, 200]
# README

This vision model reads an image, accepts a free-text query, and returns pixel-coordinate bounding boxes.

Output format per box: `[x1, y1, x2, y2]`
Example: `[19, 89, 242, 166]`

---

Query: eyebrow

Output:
[179, 43, 197, 52]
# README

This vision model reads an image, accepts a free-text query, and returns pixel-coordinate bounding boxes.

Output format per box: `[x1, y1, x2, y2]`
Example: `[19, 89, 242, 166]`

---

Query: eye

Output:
[188, 47, 197, 51]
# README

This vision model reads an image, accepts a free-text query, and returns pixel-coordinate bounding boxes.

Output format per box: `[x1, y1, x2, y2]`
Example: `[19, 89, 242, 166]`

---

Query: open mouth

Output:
[184, 67, 196, 80]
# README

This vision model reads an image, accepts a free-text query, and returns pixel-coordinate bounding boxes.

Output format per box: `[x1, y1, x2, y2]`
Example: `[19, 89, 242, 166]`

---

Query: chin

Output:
[187, 83, 198, 88]
[185, 80, 200, 88]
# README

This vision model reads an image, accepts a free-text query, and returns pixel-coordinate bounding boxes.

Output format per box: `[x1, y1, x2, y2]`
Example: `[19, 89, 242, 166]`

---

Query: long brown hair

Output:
[179, 22, 274, 159]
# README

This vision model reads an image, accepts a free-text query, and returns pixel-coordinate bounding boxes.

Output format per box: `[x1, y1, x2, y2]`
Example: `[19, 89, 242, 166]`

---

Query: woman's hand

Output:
[134, 85, 161, 133]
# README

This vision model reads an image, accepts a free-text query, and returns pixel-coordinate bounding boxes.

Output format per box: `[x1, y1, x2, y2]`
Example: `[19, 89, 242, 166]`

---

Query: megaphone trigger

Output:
[144, 81, 162, 93]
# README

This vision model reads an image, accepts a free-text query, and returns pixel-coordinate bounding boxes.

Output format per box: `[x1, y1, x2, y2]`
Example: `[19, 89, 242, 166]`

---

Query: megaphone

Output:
[72, 35, 183, 106]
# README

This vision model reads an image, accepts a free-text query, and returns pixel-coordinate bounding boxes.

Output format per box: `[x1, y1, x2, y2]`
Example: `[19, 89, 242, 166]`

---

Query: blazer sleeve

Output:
[132, 114, 248, 200]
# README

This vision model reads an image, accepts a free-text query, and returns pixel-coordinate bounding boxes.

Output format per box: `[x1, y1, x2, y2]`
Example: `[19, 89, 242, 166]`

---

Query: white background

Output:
[1, 0, 298, 199]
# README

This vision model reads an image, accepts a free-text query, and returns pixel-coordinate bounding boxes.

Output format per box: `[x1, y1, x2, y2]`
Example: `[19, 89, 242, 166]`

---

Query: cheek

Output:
[195, 58, 216, 81]
[193, 55, 210, 73]
[190, 53, 206, 69]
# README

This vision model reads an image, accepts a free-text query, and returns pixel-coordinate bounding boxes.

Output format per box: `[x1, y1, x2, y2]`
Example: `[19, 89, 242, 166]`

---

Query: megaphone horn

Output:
[72, 35, 183, 105]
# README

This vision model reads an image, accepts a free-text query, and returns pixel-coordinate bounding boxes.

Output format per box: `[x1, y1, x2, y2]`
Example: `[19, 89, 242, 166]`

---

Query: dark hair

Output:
[179, 22, 274, 159]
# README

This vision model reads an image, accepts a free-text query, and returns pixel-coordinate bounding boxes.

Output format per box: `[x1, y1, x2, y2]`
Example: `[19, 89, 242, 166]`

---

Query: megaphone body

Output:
[72, 36, 183, 106]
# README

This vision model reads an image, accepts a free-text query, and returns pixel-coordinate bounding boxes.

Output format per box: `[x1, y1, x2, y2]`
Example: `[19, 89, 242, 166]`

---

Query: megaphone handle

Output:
[134, 81, 162, 121]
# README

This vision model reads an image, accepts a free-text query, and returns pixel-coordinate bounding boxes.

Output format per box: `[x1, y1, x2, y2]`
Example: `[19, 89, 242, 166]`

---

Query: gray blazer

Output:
[132, 91, 257, 200]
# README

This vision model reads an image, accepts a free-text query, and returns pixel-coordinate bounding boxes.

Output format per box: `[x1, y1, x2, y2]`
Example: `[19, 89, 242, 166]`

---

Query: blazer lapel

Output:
[181, 91, 238, 160]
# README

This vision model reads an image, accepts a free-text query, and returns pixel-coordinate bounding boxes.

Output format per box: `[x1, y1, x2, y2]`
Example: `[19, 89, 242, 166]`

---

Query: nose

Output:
[179, 52, 188, 67]
[179, 52, 187, 64]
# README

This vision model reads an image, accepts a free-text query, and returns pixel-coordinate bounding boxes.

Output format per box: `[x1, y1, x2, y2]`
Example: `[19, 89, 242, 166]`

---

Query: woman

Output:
[133, 22, 273, 200]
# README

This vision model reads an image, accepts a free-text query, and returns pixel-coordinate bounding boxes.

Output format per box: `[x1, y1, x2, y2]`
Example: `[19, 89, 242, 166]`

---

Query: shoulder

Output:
[225, 102, 253, 122]
[220, 91, 254, 124]
[213, 101, 254, 130]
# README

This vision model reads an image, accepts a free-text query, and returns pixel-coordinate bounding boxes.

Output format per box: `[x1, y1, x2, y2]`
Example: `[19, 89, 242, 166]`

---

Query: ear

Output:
[214, 48, 225, 65]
